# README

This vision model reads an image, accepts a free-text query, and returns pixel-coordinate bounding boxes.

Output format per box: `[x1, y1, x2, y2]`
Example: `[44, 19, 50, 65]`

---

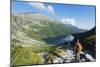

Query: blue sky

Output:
[12, 1, 96, 30]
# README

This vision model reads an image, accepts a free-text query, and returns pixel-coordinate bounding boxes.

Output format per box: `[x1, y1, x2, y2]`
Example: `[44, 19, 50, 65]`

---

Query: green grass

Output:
[11, 40, 58, 66]
[11, 44, 44, 66]
[85, 35, 95, 41]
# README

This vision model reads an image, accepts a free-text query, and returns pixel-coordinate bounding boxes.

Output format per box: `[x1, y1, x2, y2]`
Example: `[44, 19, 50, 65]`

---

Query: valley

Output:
[11, 13, 96, 66]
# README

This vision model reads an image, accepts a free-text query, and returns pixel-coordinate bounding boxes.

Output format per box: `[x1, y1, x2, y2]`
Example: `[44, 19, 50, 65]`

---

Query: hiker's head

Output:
[77, 39, 79, 42]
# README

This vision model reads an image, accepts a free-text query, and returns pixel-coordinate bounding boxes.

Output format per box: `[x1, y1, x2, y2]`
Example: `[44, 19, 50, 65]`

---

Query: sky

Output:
[12, 1, 96, 30]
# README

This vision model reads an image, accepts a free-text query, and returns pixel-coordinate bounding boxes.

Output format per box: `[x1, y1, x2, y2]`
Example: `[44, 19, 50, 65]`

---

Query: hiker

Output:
[75, 39, 83, 62]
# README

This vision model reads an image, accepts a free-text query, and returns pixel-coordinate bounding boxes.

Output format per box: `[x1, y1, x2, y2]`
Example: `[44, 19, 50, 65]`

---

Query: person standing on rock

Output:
[75, 39, 83, 62]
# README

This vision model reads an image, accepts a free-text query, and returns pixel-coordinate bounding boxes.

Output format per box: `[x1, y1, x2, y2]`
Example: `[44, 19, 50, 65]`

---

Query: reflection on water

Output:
[63, 35, 74, 42]
[43, 35, 75, 45]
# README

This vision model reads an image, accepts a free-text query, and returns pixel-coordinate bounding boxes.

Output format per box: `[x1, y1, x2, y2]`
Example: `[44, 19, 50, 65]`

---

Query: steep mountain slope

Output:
[12, 13, 86, 46]
[65, 24, 87, 33]
[73, 27, 95, 39]
[12, 13, 69, 46]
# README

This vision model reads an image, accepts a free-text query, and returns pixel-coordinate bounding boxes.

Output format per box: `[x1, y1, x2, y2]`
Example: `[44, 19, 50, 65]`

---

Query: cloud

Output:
[29, 2, 46, 11]
[61, 18, 76, 26]
[47, 6, 55, 15]
[29, 2, 55, 15]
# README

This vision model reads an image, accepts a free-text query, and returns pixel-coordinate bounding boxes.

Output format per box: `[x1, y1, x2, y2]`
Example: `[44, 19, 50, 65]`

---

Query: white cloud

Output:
[47, 6, 55, 15]
[29, 2, 46, 11]
[61, 18, 76, 26]
[28, 2, 55, 15]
